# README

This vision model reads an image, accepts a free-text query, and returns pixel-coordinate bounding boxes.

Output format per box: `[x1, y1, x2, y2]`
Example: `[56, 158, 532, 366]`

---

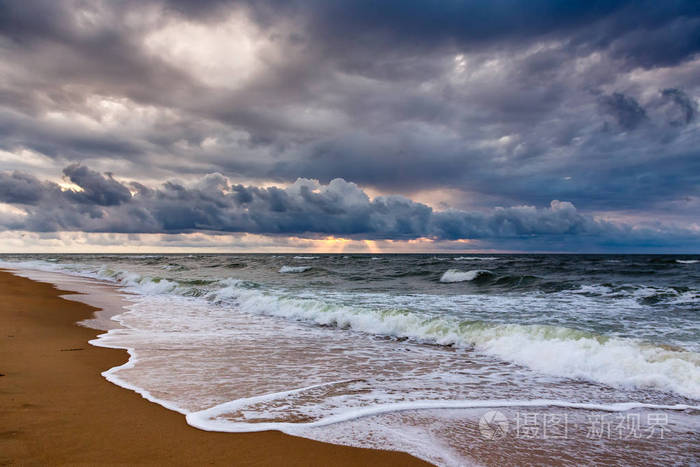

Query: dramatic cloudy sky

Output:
[0, 0, 699, 252]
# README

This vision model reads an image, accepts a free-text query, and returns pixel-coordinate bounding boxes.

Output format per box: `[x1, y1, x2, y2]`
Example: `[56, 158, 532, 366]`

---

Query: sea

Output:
[1, 253, 698, 465]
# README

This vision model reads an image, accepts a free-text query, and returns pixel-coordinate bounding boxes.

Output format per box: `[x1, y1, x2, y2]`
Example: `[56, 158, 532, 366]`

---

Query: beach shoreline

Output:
[0, 269, 429, 466]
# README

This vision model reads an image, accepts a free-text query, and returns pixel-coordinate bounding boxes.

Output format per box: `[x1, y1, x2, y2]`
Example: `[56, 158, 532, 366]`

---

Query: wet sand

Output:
[0, 270, 429, 466]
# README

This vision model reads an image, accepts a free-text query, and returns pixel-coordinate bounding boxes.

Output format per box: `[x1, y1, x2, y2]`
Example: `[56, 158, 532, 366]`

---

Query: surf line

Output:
[187, 384, 699, 432]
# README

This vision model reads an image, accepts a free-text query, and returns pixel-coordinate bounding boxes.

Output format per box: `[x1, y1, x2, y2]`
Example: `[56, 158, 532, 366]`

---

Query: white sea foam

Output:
[3, 258, 699, 399]
[188, 394, 698, 432]
[0, 259, 187, 296]
[440, 269, 489, 282]
[279, 265, 312, 273]
[569, 283, 700, 307]
[89, 331, 189, 416]
[572, 284, 614, 295]
[209, 280, 700, 399]
[84, 289, 700, 465]
[293, 256, 319, 259]
[3, 258, 699, 466]
[677, 259, 699, 264]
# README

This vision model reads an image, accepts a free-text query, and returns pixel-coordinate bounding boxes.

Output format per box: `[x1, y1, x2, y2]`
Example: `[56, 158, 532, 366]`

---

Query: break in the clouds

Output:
[0, 0, 699, 251]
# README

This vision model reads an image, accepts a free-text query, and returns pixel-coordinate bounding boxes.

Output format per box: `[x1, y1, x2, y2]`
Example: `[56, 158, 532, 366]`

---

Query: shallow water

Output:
[2, 253, 698, 465]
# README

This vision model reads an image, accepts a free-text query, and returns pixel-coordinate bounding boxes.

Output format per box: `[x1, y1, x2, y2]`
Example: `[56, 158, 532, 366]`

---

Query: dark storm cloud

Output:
[0, 0, 699, 245]
[659, 88, 697, 126]
[62, 164, 132, 206]
[599, 93, 647, 130]
[238, 1, 700, 61]
[0, 171, 56, 204]
[0, 166, 697, 251]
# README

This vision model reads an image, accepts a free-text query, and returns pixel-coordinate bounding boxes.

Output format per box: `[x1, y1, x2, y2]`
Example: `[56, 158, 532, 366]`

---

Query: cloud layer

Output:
[1, 166, 697, 251]
[0, 1, 699, 250]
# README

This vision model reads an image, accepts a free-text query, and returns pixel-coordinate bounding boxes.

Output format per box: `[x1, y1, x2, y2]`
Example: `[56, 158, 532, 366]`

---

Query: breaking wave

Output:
[279, 265, 312, 273]
[208, 281, 700, 399]
[440, 269, 491, 282]
[3, 258, 699, 400]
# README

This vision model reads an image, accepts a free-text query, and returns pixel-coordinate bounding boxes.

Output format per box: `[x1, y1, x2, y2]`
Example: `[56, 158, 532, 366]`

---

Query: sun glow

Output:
[312, 236, 353, 253]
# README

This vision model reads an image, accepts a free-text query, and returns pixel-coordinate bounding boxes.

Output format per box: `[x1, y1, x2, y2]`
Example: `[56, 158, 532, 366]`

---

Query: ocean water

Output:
[1, 254, 698, 465]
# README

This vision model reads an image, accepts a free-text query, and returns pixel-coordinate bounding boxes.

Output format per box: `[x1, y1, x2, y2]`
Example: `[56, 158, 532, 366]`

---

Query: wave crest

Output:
[280, 265, 312, 273]
[3, 258, 699, 399]
[209, 281, 700, 399]
[440, 269, 491, 283]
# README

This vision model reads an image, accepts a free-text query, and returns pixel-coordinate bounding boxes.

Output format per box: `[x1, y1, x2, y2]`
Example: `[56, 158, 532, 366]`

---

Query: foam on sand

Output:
[187, 392, 699, 432]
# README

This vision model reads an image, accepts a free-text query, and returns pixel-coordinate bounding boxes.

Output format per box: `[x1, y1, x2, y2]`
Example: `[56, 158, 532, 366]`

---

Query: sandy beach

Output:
[0, 269, 428, 466]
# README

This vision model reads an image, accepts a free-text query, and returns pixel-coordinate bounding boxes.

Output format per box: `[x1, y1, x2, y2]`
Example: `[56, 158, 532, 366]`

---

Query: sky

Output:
[0, 0, 699, 253]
